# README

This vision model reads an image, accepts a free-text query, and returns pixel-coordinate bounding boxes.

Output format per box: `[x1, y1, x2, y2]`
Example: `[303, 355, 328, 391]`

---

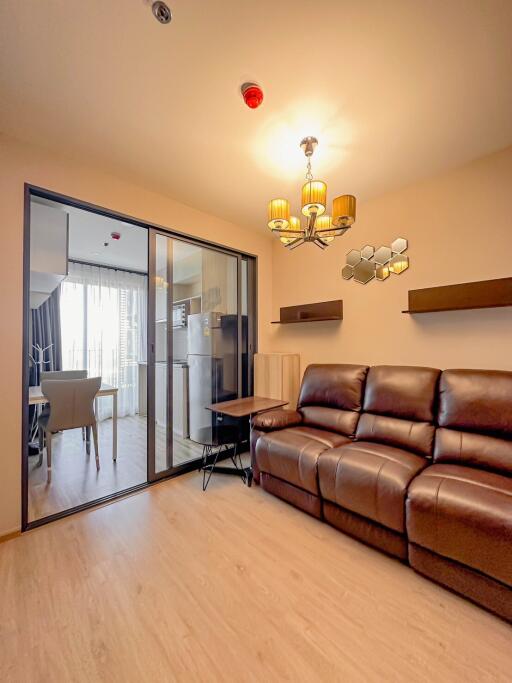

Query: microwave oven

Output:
[172, 302, 189, 328]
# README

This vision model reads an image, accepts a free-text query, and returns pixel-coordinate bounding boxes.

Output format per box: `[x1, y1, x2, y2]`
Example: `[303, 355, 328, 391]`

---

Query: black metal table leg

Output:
[201, 440, 253, 490]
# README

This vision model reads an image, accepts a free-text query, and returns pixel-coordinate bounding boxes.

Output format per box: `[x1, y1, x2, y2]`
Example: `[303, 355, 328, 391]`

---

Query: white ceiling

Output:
[32, 198, 149, 272]
[3, 1, 512, 231]
[32, 197, 203, 280]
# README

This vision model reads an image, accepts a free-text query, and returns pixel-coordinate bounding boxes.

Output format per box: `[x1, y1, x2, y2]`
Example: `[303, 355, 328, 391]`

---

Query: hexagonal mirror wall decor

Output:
[342, 238, 409, 284]
[375, 264, 390, 281]
[354, 260, 375, 284]
[346, 249, 362, 267]
[389, 253, 409, 274]
[342, 265, 354, 280]
[391, 237, 408, 254]
[374, 246, 392, 265]
[361, 245, 375, 260]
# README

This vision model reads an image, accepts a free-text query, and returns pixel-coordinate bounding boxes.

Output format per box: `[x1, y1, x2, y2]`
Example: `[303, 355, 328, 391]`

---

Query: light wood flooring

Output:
[4, 463, 511, 682]
[28, 415, 203, 522]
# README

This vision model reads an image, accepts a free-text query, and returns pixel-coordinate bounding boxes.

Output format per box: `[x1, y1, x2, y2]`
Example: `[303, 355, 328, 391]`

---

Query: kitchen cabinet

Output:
[29, 201, 69, 309]
[201, 249, 237, 313]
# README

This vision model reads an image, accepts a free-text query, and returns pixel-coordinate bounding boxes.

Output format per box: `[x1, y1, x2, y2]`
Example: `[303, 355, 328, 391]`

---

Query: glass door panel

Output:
[148, 231, 242, 479]
[173, 240, 238, 465]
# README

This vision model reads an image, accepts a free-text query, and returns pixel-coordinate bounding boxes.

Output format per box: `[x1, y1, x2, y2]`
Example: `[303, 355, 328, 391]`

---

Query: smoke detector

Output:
[150, 1, 172, 24]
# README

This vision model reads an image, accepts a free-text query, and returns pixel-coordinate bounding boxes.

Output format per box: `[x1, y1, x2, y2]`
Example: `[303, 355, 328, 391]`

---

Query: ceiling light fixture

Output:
[267, 137, 356, 250]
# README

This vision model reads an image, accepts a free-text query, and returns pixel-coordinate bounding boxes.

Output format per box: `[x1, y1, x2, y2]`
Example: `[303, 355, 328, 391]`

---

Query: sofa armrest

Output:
[251, 409, 302, 432]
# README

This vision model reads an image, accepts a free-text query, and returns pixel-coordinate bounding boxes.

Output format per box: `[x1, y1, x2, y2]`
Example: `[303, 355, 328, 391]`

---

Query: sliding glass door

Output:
[148, 231, 251, 480]
[22, 185, 256, 528]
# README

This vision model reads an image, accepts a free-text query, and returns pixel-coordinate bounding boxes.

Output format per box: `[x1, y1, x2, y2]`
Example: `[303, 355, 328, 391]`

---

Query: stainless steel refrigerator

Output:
[187, 312, 238, 443]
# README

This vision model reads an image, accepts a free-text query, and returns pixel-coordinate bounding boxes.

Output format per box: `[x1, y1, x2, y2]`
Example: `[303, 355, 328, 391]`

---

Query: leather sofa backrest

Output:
[298, 364, 369, 437]
[356, 365, 441, 457]
[434, 369, 512, 475]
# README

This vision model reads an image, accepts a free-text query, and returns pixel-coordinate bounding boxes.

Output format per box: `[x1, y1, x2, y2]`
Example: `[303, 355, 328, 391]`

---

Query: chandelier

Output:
[267, 136, 356, 250]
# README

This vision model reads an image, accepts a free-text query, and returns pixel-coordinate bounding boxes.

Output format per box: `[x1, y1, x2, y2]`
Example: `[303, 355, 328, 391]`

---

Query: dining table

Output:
[29, 383, 118, 461]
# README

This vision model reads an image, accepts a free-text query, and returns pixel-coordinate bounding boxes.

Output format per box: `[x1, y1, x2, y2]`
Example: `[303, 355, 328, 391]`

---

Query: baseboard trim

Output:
[0, 529, 21, 544]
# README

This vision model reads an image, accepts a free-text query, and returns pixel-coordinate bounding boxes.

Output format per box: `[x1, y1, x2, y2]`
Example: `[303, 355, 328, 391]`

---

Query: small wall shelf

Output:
[403, 277, 512, 314]
[272, 300, 343, 324]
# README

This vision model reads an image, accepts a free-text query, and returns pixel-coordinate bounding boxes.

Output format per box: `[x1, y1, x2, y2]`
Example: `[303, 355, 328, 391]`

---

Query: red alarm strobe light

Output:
[241, 82, 263, 109]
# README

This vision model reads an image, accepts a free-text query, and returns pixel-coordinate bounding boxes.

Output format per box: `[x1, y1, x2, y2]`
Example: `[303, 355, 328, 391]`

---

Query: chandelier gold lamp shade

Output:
[301, 181, 327, 217]
[267, 137, 356, 249]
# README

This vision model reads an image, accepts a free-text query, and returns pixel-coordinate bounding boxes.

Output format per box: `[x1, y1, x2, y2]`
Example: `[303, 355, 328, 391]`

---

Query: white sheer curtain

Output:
[60, 262, 147, 421]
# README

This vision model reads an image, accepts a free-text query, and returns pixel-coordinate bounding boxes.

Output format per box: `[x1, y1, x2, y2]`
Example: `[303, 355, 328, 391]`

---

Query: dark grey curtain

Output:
[29, 286, 62, 387]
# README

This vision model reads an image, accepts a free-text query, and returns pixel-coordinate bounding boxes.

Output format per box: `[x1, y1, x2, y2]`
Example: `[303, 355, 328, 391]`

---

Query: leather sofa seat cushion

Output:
[298, 364, 368, 412]
[318, 441, 427, 533]
[406, 464, 512, 587]
[356, 413, 435, 457]
[255, 427, 349, 495]
[363, 365, 440, 422]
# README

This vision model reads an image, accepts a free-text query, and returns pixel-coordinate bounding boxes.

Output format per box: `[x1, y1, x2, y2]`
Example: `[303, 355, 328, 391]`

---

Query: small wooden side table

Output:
[205, 396, 288, 487]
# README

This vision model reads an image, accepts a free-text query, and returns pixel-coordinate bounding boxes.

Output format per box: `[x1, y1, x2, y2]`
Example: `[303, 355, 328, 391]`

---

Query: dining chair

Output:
[40, 370, 88, 381]
[40, 370, 88, 440]
[38, 377, 101, 484]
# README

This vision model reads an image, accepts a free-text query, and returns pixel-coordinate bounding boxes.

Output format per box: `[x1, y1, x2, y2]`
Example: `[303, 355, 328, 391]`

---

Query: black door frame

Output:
[147, 229, 256, 480]
[21, 184, 258, 530]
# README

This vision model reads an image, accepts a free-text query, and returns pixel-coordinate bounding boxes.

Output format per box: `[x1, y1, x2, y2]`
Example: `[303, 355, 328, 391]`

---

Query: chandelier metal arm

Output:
[313, 239, 327, 249]
[315, 227, 349, 237]
[287, 238, 305, 250]
[270, 227, 304, 235]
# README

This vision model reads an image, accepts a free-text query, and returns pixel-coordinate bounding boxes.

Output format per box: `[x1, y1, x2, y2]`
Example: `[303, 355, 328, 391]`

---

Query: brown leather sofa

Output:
[252, 364, 512, 622]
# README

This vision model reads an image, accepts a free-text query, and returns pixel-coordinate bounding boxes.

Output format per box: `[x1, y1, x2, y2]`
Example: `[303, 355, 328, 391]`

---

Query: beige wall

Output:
[0, 134, 274, 536]
[2, 134, 512, 536]
[270, 146, 512, 376]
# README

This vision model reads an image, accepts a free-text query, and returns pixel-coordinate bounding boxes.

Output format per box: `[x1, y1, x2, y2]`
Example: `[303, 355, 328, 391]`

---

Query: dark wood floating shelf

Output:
[272, 299, 343, 324]
[403, 277, 512, 314]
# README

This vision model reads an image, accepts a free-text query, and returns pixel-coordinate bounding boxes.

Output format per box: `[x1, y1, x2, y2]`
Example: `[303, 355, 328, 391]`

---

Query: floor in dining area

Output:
[6, 462, 512, 682]
[28, 415, 203, 522]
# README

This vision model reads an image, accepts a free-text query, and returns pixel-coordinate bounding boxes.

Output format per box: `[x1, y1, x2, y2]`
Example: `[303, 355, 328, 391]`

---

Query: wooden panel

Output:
[254, 353, 301, 409]
[272, 299, 343, 324]
[404, 277, 512, 314]
[201, 249, 237, 313]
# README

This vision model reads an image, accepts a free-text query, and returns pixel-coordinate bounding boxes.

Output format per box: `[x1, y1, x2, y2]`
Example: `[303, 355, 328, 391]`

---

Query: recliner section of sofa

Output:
[318, 365, 439, 559]
[406, 369, 512, 621]
[253, 364, 368, 518]
[251, 363, 512, 622]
